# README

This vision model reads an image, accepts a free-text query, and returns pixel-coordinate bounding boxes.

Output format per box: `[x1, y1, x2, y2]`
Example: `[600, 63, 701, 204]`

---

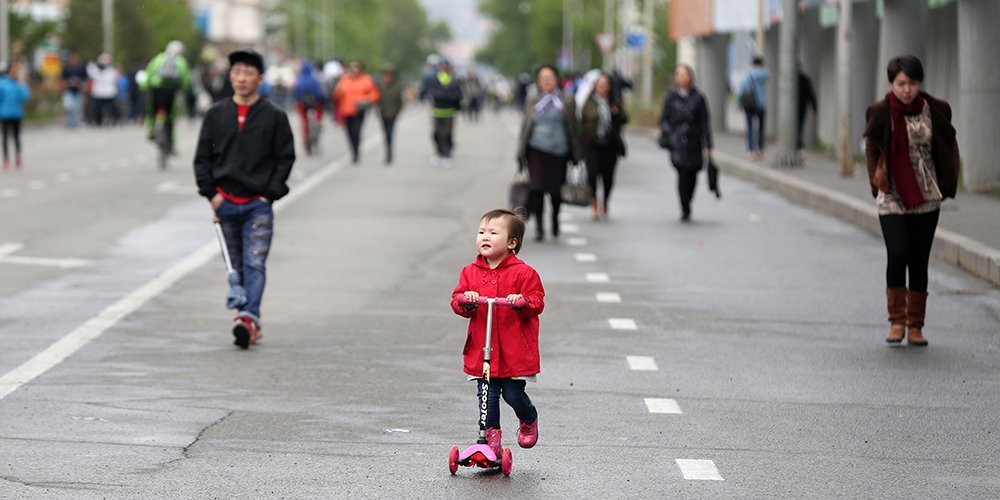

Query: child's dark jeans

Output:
[477, 377, 537, 429]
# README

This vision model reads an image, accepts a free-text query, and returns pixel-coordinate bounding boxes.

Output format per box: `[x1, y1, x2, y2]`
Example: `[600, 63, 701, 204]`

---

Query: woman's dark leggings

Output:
[676, 167, 698, 216]
[878, 209, 940, 292]
[585, 144, 619, 203]
[477, 378, 537, 429]
[1, 119, 21, 162]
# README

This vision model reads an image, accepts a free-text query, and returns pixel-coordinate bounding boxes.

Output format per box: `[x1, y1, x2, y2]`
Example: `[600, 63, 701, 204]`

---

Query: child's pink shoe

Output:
[517, 419, 537, 448]
[485, 428, 502, 458]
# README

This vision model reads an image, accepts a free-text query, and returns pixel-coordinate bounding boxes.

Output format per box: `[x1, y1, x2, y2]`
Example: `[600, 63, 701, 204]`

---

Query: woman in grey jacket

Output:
[516, 65, 582, 241]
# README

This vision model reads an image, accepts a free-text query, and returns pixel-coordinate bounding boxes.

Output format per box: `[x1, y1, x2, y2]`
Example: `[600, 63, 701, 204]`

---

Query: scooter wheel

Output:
[501, 448, 513, 477]
[448, 446, 459, 475]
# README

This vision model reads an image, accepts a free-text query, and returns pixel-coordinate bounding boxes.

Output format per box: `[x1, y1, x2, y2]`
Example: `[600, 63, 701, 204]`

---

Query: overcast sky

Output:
[418, 0, 488, 63]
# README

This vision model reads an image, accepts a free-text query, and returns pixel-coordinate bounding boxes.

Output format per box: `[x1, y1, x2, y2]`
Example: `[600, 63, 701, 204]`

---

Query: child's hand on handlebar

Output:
[463, 291, 479, 310]
[506, 294, 524, 308]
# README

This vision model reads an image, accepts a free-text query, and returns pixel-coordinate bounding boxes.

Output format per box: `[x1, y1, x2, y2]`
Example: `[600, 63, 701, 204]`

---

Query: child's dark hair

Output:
[481, 208, 526, 254]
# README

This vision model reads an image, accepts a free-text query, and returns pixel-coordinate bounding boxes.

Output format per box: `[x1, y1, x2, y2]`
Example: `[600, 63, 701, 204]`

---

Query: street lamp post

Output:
[0, 0, 9, 64]
[103, 0, 113, 56]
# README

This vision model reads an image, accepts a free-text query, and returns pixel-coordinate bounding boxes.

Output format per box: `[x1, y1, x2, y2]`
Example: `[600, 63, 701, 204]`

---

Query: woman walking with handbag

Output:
[580, 73, 628, 221]
[863, 55, 959, 347]
[333, 61, 380, 164]
[659, 64, 712, 222]
[517, 65, 582, 241]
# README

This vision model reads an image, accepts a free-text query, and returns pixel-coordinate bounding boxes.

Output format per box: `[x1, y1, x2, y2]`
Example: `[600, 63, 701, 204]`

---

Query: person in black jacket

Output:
[424, 59, 462, 167]
[194, 49, 296, 349]
[659, 64, 712, 222]
[797, 64, 818, 150]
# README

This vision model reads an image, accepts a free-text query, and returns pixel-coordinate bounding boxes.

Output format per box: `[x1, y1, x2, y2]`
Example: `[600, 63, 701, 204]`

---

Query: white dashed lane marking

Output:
[574, 253, 597, 263]
[0, 188, 18, 198]
[675, 459, 724, 481]
[561, 223, 580, 234]
[567, 237, 587, 247]
[608, 318, 637, 330]
[626, 356, 658, 371]
[28, 181, 46, 190]
[595, 292, 621, 303]
[645, 398, 682, 414]
[585, 272, 610, 283]
[56, 173, 73, 183]
[76, 167, 92, 177]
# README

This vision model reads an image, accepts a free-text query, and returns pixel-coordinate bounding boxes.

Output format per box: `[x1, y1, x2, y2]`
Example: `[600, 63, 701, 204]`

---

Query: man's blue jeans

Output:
[477, 378, 537, 429]
[62, 91, 83, 129]
[216, 199, 273, 321]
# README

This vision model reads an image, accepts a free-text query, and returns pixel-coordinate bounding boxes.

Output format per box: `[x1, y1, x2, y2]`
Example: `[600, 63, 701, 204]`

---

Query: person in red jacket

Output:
[451, 208, 545, 458]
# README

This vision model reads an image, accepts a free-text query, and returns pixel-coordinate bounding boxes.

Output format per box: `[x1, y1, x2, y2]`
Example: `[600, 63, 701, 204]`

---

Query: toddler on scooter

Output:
[451, 208, 545, 457]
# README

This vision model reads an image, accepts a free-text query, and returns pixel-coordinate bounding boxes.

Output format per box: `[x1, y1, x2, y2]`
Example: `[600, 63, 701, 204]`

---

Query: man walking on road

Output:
[425, 59, 462, 167]
[194, 49, 296, 349]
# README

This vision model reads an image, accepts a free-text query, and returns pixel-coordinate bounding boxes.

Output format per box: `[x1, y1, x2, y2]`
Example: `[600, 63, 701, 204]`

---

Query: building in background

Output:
[670, 0, 999, 193]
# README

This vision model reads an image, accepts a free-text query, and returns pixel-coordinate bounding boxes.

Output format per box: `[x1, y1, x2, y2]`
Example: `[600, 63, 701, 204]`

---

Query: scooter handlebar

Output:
[457, 296, 527, 309]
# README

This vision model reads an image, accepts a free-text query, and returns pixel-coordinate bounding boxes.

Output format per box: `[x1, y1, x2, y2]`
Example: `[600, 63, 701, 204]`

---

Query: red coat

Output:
[451, 253, 545, 378]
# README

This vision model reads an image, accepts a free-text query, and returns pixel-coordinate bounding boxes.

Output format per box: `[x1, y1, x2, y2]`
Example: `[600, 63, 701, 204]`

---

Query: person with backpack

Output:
[738, 56, 768, 160]
[293, 60, 324, 153]
[142, 41, 192, 152]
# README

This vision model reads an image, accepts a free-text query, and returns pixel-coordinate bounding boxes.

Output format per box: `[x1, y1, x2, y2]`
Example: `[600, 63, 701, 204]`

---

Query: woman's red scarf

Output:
[887, 91, 926, 209]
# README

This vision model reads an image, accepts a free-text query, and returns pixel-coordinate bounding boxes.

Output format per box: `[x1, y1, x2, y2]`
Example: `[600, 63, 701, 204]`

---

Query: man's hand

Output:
[210, 193, 224, 211]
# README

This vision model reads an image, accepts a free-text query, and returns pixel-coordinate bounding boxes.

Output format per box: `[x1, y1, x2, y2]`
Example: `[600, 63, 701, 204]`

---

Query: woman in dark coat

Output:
[580, 72, 628, 220]
[659, 64, 713, 222]
[863, 55, 959, 347]
[517, 65, 582, 241]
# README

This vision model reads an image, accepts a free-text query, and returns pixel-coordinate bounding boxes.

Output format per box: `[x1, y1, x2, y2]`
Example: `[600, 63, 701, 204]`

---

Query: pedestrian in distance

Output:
[60, 52, 88, 129]
[333, 61, 380, 164]
[451, 208, 544, 458]
[738, 56, 768, 160]
[426, 59, 463, 167]
[377, 67, 404, 165]
[579, 72, 628, 221]
[517, 64, 582, 241]
[863, 55, 959, 347]
[0, 62, 30, 170]
[797, 63, 818, 151]
[293, 59, 325, 154]
[194, 49, 296, 349]
[659, 64, 713, 222]
[87, 53, 120, 127]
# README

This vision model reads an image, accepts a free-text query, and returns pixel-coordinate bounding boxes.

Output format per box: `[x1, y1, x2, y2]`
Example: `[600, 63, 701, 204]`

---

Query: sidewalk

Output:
[711, 133, 1000, 287]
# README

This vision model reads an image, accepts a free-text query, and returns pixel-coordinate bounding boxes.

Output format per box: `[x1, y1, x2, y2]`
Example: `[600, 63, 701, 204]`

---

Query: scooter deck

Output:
[457, 444, 500, 468]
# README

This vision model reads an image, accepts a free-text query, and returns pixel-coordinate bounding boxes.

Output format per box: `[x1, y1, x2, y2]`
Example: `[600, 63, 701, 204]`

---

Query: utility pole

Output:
[103, 0, 113, 56]
[837, 0, 854, 176]
[756, 0, 765, 54]
[775, 0, 801, 167]
[562, 0, 575, 71]
[0, 0, 9, 64]
[640, 0, 654, 104]
[603, 0, 615, 71]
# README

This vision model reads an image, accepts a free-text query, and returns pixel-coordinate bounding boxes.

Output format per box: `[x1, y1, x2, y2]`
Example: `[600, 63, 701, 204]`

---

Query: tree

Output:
[62, 0, 200, 66]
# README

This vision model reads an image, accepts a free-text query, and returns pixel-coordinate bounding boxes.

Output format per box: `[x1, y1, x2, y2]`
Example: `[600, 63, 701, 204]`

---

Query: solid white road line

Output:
[561, 223, 580, 234]
[0, 138, 367, 401]
[608, 318, 637, 330]
[0, 255, 94, 269]
[585, 272, 610, 283]
[567, 237, 588, 247]
[626, 356, 658, 371]
[645, 398, 682, 414]
[675, 459, 723, 481]
[574, 252, 598, 263]
[596, 292, 621, 303]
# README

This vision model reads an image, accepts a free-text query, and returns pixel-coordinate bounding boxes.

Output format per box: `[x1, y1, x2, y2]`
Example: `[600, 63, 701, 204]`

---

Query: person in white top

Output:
[87, 53, 120, 126]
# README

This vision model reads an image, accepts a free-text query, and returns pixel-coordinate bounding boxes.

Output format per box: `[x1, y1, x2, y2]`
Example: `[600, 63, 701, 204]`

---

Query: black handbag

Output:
[560, 164, 592, 206]
[707, 157, 721, 199]
[509, 164, 531, 210]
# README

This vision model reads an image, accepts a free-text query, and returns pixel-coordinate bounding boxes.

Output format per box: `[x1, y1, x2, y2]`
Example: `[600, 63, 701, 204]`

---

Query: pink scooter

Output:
[449, 296, 525, 477]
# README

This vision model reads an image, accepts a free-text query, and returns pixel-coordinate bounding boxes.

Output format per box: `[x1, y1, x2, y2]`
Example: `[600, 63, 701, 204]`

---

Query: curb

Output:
[713, 151, 1000, 287]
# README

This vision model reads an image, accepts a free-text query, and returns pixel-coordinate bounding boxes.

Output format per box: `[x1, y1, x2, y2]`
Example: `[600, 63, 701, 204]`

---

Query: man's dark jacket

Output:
[194, 97, 295, 201]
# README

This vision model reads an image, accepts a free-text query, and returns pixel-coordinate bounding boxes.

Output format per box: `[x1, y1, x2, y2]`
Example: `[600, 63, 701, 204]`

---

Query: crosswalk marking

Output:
[675, 459, 723, 481]
[608, 318, 637, 330]
[596, 292, 621, 303]
[567, 237, 588, 247]
[645, 398, 682, 414]
[574, 253, 598, 263]
[561, 223, 580, 234]
[585, 273, 610, 283]
[627, 356, 658, 371]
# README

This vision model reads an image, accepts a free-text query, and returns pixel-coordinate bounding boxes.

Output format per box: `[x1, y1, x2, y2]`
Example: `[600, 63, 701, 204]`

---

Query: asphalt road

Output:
[0, 105, 997, 499]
